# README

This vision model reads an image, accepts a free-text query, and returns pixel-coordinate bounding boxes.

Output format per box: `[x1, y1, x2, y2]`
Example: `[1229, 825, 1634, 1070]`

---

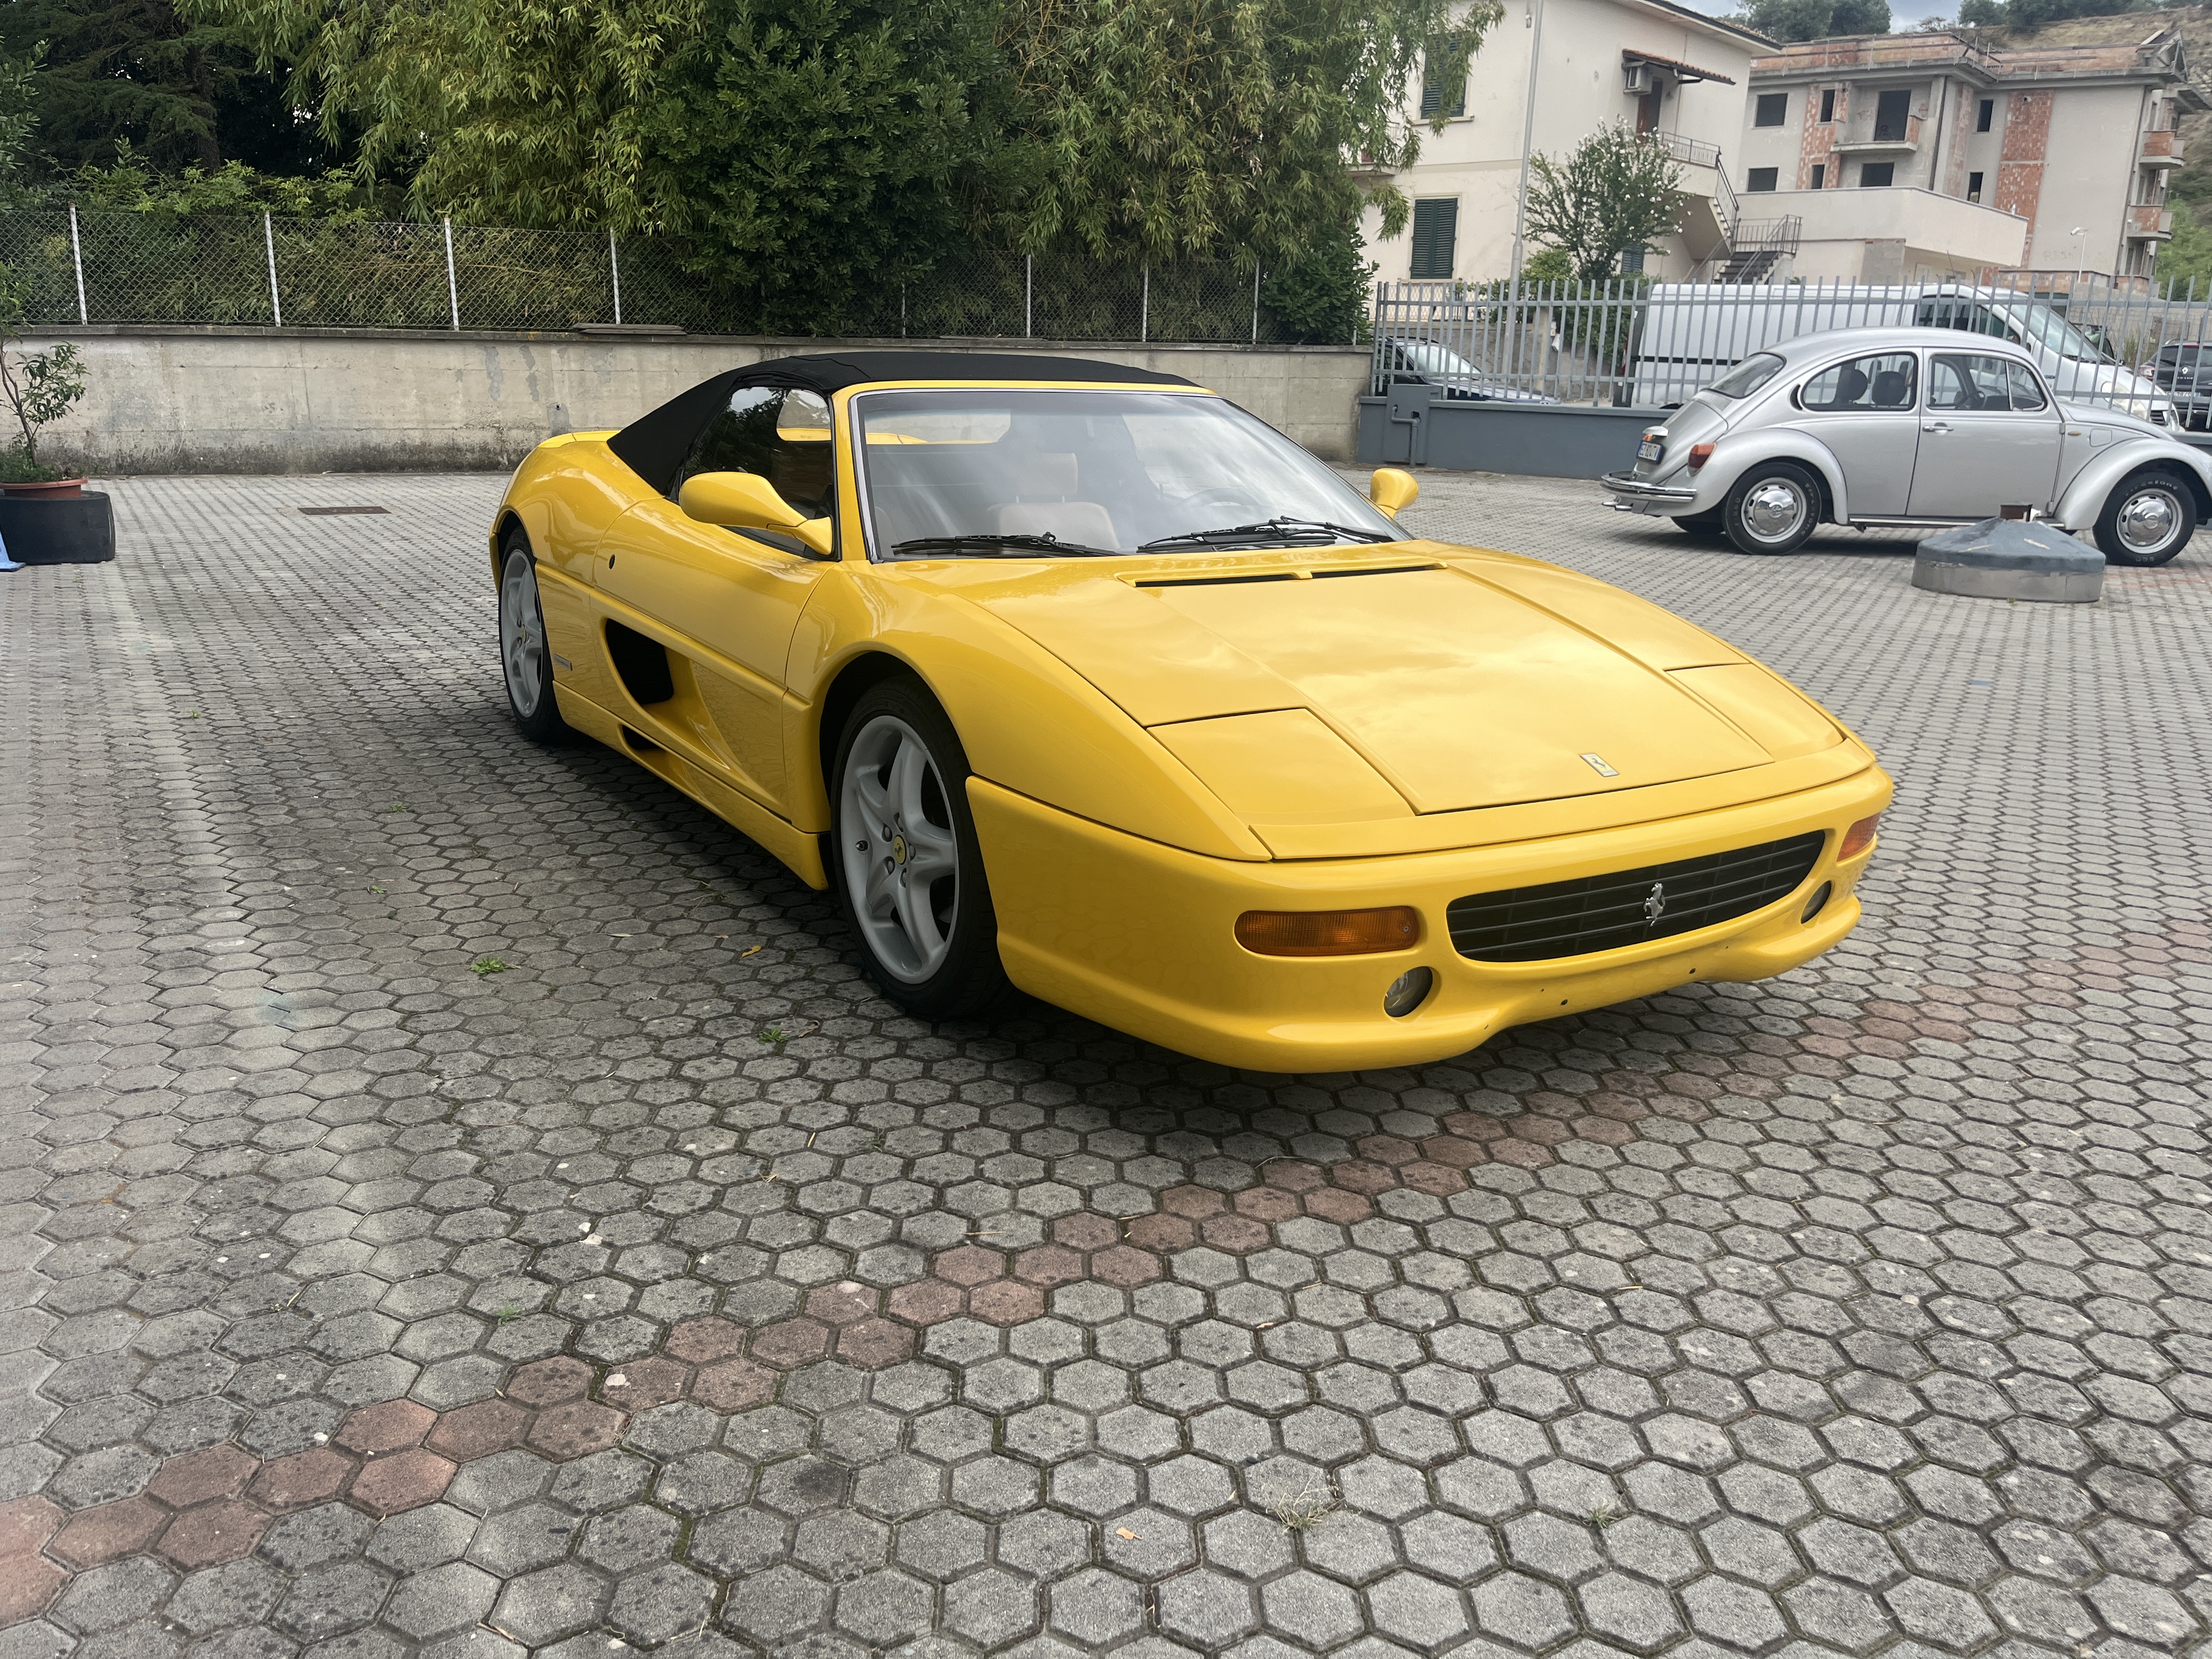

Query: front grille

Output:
[1447, 831, 1826, 963]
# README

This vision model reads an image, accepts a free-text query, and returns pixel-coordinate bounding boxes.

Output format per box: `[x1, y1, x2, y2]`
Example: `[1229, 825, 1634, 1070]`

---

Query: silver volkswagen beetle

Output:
[1602, 325, 2210, 565]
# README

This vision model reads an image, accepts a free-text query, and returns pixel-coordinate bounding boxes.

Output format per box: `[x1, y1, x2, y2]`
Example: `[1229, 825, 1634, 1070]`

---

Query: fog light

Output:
[1236, 907, 1418, 957]
[1801, 882, 1832, 923]
[1383, 967, 1434, 1018]
[1839, 814, 1881, 860]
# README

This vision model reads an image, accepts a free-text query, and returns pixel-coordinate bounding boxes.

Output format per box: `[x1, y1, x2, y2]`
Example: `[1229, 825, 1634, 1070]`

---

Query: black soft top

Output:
[606, 351, 1198, 495]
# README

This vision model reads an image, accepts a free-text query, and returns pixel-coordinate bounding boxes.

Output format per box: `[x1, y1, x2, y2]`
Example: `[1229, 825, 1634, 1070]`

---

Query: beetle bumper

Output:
[1602, 471, 1700, 514]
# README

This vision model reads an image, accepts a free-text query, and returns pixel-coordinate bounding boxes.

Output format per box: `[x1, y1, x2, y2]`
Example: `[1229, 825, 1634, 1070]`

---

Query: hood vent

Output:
[1132, 562, 1441, 590]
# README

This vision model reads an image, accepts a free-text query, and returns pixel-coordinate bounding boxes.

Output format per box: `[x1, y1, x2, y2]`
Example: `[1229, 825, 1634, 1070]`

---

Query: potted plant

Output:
[0, 267, 109, 563]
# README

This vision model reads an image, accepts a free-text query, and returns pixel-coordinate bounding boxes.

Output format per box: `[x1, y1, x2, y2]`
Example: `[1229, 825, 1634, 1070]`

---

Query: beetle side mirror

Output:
[1369, 467, 1419, 518]
[679, 471, 832, 556]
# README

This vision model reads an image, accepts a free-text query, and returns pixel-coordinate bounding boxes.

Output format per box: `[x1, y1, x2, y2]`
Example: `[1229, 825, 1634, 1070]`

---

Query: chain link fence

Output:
[2, 205, 1295, 343]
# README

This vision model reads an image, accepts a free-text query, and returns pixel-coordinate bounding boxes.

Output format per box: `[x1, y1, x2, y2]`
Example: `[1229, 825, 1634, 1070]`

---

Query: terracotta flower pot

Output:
[2, 477, 87, 500]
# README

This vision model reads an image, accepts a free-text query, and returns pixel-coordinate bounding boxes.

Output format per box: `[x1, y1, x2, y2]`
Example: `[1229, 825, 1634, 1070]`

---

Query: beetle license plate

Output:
[1637, 439, 1663, 462]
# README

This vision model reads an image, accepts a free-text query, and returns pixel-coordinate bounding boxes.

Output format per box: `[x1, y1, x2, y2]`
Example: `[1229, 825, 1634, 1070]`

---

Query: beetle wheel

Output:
[2095, 469, 2196, 567]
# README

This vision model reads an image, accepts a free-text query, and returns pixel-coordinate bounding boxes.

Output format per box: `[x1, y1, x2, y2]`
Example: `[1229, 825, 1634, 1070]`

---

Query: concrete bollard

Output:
[1912, 518, 2104, 603]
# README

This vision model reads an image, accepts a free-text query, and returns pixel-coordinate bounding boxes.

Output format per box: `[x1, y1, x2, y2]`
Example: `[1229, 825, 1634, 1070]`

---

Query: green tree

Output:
[990, 0, 1498, 262]
[1261, 219, 1375, 343]
[1955, 0, 2147, 24]
[0, 0, 318, 174]
[2157, 203, 2212, 298]
[1524, 121, 1684, 283]
[1729, 0, 1891, 38]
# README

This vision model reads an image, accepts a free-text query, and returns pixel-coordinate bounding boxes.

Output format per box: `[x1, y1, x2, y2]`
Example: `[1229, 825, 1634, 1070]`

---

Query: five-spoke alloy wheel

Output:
[831, 677, 1012, 1018]
[498, 532, 570, 743]
[2096, 469, 2197, 567]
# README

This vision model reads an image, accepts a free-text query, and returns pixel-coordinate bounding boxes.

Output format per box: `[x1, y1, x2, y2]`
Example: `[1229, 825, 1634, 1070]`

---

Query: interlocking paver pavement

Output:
[1, 467, 2209, 1659]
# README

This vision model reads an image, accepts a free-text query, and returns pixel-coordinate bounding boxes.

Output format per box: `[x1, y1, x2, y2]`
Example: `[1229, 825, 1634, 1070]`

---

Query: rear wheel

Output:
[498, 532, 571, 744]
[2095, 469, 2196, 566]
[1722, 462, 1821, 556]
[830, 677, 1013, 1020]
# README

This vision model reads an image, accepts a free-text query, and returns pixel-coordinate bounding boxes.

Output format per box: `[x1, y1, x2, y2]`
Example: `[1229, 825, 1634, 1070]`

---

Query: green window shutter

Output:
[1419, 37, 1466, 119]
[1409, 199, 1459, 279]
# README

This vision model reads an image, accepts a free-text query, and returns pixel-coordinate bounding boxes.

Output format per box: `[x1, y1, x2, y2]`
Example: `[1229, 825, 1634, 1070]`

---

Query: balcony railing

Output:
[1735, 216, 1804, 255]
[1652, 130, 1723, 168]
[2141, 129, 2183, 168]
[2128, 204, 2175, 239]
[1836, 112, 1922, 152]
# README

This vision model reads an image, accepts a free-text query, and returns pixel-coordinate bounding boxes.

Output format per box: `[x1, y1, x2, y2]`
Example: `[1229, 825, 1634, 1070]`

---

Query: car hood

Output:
[2056, 399, 2166, 438]
[964, 547, 1838, 818]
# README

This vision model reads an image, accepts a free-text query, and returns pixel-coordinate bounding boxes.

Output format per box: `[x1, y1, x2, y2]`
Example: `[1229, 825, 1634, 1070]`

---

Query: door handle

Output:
[1921, 421, 1953, 433]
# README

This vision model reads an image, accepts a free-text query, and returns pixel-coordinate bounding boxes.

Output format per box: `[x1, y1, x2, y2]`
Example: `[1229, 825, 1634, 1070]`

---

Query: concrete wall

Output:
[27, 325, 1373, 475]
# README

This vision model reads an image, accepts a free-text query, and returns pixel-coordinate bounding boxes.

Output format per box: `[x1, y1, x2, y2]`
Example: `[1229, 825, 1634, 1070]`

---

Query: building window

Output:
[1860, 161, 1895, 187]
[1967, 170, 1983, 203]
[1977, 97, 1994, 132]
[1419, 38, 1468, 119]
[1874, 89, 1911, 143]
[1810, 163, 1827, 189]
[1409, 198, 1459, 279]
[1754, 93, 1788, 127]
[1820, 88, 1836, 123]
[1747, 167, 1779, 192]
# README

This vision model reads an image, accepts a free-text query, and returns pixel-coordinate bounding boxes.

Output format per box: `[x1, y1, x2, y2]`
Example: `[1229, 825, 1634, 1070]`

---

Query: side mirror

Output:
[1369, 467, 1419, 518]
[681, 470, 805, 529]
[679, 471, 833, 557]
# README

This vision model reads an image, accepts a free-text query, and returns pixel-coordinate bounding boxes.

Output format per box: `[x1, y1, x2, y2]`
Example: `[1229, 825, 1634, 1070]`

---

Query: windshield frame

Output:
[1708, 353, 1787, 399]
[843, 384, 1405, 563]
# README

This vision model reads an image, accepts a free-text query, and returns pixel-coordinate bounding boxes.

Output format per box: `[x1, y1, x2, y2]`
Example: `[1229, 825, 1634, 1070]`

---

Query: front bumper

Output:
[1602, 471, 1699, 515]
[972, 764, 1893, 1072]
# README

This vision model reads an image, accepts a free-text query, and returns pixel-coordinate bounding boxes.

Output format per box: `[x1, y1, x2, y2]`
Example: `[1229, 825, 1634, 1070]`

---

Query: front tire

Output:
[498, 532, 571, 744]
[2095, 469, 2196, 566]
[830, 677, 1013, 1020]
[1722, 462, 1821, 556]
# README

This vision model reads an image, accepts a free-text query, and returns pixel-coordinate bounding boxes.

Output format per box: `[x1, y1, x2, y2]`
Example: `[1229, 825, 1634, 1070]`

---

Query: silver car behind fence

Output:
[1601, 326, 2210, 566]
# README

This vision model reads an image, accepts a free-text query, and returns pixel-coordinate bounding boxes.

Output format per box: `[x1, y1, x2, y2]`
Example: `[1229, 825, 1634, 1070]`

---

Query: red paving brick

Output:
[347, 1448, 456, 1517]
[887, 1279, 963, 1325]
[835, 1318, 915, 1368]
[1012, 1245, 1085, 1286]
[1091, 1245, 1163, 1288]
[156, 1500, 269, 1570]
[145, 1443, 258, 1508]
[527, 1400, 627, 1459]
[1302, 1188, 1372, 1224]
[692, 1358, 776, 1412]
[968, 1280, 1046, 1326]
[1126, 1213, 1197, 1252]
[1232, 1187, 1300, 1222]
[1199, 1214, 1270, 1252]
[0, 1554, 65, 1628]
[336, 1399, 437, 1456]
[1262, 1160, 1325, 1191]
[930, 1246, 1003, 1286]
[663, 1316, 747, 1365]
[250, 1448, 357, 1512]
[750, 1317, 831, 1369]
[0, 1497, 61, 1563]
[601, 1356, 692, 1409]
[1051, 1214, 1118, 1250]
[505, 1356, 594, 1407]
[47, 1497, 167, 1569]
[1160, 1185, 1226, 1217]
[425, 1398, 534, 1462]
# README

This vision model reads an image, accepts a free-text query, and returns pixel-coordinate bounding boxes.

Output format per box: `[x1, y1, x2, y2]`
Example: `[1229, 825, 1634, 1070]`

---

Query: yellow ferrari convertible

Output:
[490, 352, 1889, 1071]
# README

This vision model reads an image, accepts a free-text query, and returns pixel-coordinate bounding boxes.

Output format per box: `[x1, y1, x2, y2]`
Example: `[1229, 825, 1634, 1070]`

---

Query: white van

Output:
[1627, 283, 2174, 422]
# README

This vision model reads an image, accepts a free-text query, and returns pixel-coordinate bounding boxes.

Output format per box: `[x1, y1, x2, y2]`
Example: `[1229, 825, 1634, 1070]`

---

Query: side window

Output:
[1929, 353, 2046, 411]
[1800, 353, 1917, 412]
[675, 386, 836, 517]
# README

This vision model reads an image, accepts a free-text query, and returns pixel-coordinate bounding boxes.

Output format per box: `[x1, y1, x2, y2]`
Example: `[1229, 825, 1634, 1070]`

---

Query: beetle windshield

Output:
[853, 388, 1403, 559]
[1708, 353, 1786, 398]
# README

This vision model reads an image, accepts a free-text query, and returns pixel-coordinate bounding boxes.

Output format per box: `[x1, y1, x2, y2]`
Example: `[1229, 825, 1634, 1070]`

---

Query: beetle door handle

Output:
[1922, 421, 1953, 433]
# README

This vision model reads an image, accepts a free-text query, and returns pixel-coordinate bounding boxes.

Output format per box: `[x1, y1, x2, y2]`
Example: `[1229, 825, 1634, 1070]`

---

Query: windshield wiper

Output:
[1138, 516, 1396, 552]
[890, 533, 1121, 557]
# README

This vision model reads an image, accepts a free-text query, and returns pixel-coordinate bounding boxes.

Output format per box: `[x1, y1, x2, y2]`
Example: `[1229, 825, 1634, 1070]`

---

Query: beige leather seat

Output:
[990, 452, 1120, 547]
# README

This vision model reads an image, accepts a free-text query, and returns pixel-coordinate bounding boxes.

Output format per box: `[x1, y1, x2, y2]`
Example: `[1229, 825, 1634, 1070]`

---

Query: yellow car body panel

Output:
[490, 371, 1893, 1071]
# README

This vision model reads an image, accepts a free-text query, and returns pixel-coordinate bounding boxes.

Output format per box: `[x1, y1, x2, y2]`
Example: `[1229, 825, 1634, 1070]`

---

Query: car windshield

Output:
[853, 388, 1404, 559]
[1394, 340, 1485, 380]
[1988, 299, 2108, 363]
[1708, 353, 1786, 398]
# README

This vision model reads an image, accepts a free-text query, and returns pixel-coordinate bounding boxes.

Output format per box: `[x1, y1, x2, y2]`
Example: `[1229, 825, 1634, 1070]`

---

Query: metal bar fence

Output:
[1371, 273, 2212, 425]
[0, 206, 1300, 345]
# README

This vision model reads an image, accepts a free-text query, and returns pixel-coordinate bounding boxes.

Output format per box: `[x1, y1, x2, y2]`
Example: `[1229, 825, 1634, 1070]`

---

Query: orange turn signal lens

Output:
[1839, 814, 1881, 860]
[1687, 442, 1716, 470]
[1235, 907, 1419, 957]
